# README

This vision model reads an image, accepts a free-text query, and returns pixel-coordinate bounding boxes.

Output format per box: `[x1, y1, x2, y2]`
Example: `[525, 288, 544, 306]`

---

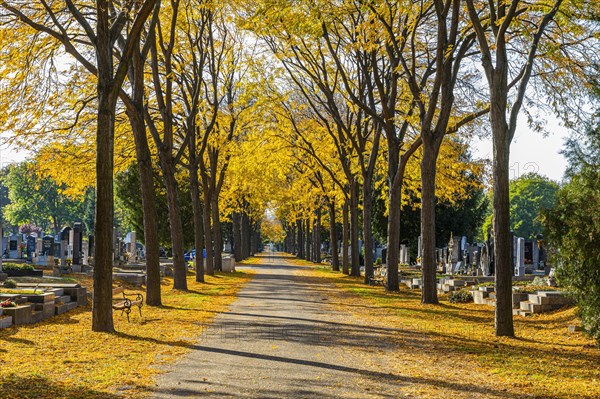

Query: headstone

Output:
[72, 223, 83, 265]
[60, 226, 72, 242]
[125, 231, 137, 257]
[453, 261, 464, 274]
[88, 235, 94, 258]
[27, 235, 37, 261]
[81, 241, 89, 266]
[42, 235, 54, 256]
[532, 240, 540, 270]
[8, 233, 19, 259]
[400, 245, 408, 264]
[515, 237, 525, 276]
[449, 234, 460, 263]
[34, 235, 54, 266]
[60, 239, 68, 265]
[36, 237, 43, 255]
[53, 242, 61, 259]
[460, 236, 468, 261]
[417, 236, 422, 259]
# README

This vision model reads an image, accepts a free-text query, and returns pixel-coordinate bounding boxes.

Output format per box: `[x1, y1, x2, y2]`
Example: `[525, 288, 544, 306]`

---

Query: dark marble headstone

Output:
[42, 235, 54, 256]
[53, 242, 61, 258]
[60, 226, 72, 242]
[72, 223, 83, 265]
[27, 235, 37, 261]
[88, 235, 94, 257]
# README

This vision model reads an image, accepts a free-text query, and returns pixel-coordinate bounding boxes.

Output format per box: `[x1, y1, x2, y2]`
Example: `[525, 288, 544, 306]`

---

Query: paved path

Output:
[153, 253, 404, 398]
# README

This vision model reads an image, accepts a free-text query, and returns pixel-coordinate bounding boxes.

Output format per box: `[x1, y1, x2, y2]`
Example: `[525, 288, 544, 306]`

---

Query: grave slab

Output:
[3, 305, 32, 325]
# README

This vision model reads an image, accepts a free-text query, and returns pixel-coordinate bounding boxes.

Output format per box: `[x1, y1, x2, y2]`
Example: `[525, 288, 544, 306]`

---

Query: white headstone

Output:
[82, 241, 89, 265]
[515, 237, 525, 276]
[400, 245, 408, 264]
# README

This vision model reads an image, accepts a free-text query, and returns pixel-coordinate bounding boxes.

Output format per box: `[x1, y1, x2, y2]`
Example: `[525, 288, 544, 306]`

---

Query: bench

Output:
[369, 267, 387, 286]
[112, 286, 143, 322]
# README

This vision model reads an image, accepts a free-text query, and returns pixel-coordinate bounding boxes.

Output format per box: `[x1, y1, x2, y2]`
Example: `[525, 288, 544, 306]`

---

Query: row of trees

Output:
[241, 0, 597, 338]
[0, 1, 597, 338]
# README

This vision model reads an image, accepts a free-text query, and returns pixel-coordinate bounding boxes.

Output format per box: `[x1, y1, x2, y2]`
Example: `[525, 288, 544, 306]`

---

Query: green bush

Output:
[542, 106, 600, 345]
[2, 263, 35, 271]
[3, 279, 17, 288]
[449, 290, 473, 303]
[543, 167, 600, 345]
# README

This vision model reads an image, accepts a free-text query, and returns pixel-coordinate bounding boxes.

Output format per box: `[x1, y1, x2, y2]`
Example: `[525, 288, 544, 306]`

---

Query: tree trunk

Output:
[190, 164, 205, 283]
[314, 209, 321, 263]
[386, 140, 402, 291]
[92, 86, 116, 332]
[492, 105, 515, 337]
[201, 181, 214, 275]
[342, 201, 349, 274]
[349, 179, 360, 277]
[161, 161, 187, 290]
[296, 219, 304, 259]
[127, 47, 161, 305]
[130, 114, 161, 304]
[211, 196, 222, 272]
[420, 137, 440, 304]
[362, 180, 374, 284]
[249, 223, 255, 255]
[305, 219, 311, 262]
[232, 212, 242, 262]
[328, 200, 339, 272]
[386, 177, 401, 291]
[241, 212, 250, 259]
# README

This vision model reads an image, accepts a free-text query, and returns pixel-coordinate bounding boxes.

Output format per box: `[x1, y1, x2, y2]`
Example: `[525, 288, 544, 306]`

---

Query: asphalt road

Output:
[152, 253, 403, 398]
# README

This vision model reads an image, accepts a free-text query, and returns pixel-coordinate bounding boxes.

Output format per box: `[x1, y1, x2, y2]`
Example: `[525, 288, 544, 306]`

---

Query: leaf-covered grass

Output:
[298, 262, 600, 399]
[0, 270, 253, 399]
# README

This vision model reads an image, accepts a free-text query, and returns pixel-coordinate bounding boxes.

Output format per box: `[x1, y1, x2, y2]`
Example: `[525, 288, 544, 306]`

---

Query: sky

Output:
[0, 110, 570, 182]
[470, 113, 569, 182]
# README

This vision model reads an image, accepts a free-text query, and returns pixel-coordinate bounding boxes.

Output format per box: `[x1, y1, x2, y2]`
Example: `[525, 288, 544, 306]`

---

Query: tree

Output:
[482, 173, 559, 239]
[464, 0, 595, 336]
[1, 0, 159, 331]
[2, 162, 86, 234]
[543, 102, 600, 343]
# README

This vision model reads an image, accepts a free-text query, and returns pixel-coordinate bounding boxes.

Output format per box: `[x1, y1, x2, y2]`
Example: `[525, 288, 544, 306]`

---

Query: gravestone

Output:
[37, 235, 55, 266]
[417, 236, 422, 259]
[400, 245, 409, 264]
[531, 240, 540, 270]
[460, 236, 468, 261]
[515, 237, 525, 276]
[8, 233, 19, 259]
[88, 235, 94, 258]
[36, 237, 43, 255]
[27, 234, 37, 261]
[125, 231, 137, 257]
[81, 241, 89, 266]
[453, 261, 464, 274]
[53, 242, 61, 260]
[60, 226, 72, 264]
[72, 223, 83, 265]
[42, 235, 54, 256]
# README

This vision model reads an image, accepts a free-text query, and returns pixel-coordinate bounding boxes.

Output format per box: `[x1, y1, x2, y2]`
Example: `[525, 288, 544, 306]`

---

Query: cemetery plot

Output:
[0, 283, 87, 328]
